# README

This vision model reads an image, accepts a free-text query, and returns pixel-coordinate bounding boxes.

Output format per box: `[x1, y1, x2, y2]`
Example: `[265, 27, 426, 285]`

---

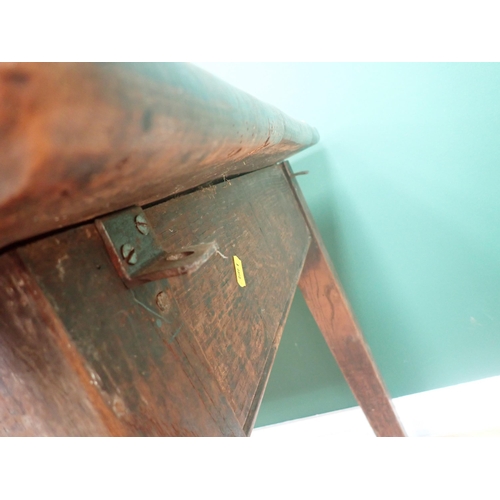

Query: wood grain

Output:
[18, 228, 243, 436]
[0, 62, 318, 250]
[134, 166, 311, 429]
[15, 166, 309, 435]
[243, 287, 299, 435]
[0, 252, 114, 436]
[283, 162, 406, 437]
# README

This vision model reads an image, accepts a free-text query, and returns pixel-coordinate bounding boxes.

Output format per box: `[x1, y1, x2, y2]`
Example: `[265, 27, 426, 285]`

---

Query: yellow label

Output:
[233, 255, 246, 287]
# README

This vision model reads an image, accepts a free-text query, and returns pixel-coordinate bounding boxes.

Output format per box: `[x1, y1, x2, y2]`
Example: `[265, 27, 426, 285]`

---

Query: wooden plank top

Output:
[0, 63, 318, 250]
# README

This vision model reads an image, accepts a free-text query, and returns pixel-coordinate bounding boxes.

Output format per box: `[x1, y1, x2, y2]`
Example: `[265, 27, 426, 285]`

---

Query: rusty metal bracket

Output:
[95, 206, 217, 288]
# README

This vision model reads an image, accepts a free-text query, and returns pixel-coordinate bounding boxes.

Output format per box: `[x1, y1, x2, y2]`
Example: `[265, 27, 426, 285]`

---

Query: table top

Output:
[0, 62, 318, 250]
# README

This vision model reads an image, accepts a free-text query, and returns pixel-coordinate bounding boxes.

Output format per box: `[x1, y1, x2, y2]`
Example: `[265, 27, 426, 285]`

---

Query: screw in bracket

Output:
[135, 214, 149, 235]
[121, 243, 137, 265]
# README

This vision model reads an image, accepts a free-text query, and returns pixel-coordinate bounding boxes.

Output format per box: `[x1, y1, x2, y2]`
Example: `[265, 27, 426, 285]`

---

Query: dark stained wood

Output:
[0, 252, 116, 436]
[137, 166, 311, 430]
[18, 228, 244, 436]
[0, 62, 319, 250]
[282, 162, 406, 437]
[243, 288, 299, 435]
[15, 166, 309, 435]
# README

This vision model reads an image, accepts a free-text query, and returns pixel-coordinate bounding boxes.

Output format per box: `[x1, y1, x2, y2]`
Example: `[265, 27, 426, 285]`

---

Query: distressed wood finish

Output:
[0, 62, 319, 250]
[0, 253, 114, 436]
[146, 166, 311, 427]
[13, 166, 310, 435]
[0, 63, 403, 437]
[242, 287, 297, 435]
[17, 229, 243, 436]
[283, 162, 406, 437]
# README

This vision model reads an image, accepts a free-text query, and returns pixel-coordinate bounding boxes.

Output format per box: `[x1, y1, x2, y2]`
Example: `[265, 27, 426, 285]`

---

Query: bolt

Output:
[156, 291, 170, 312]
[135, 214, 149, 235]
[121, 243, 137, 265]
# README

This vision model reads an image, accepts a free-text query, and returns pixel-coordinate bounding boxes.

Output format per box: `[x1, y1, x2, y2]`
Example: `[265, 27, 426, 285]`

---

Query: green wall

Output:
[196, 63, 500, 427]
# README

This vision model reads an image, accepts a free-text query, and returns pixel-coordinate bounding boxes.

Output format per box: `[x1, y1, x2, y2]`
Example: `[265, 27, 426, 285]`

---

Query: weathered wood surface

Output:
[283, 162, 406, 437]
[140, 166, 311, 429]
[17, 228, 244, 436]
[0, 62, 319, 250]
[242, 287, 298, 435]
[0, 253, 115, 436]
[12, 166, 309, 435]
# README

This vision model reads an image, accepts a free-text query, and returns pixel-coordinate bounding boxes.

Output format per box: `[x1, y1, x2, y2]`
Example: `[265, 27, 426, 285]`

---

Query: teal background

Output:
[196, 63, 500, 427]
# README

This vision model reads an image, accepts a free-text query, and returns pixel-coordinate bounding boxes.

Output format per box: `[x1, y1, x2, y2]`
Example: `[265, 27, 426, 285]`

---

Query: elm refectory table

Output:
[0, 63, 405, 436]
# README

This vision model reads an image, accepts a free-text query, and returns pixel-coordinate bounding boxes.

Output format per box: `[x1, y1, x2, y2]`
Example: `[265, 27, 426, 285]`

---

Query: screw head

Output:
[121, 243, 137, 265]
[135, 214, 149, 235]
[156, 291, 170, 312]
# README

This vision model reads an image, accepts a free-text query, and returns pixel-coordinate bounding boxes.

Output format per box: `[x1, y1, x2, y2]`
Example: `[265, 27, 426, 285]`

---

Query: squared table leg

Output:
[283, 162, 405, 437]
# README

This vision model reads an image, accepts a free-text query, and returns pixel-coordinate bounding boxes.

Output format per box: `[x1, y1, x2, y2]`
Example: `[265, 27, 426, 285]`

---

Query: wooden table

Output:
[0, 63, 405, 436]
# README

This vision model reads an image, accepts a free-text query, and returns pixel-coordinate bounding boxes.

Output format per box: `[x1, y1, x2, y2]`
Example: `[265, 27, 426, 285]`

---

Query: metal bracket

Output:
[95, 206, 217, 288]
